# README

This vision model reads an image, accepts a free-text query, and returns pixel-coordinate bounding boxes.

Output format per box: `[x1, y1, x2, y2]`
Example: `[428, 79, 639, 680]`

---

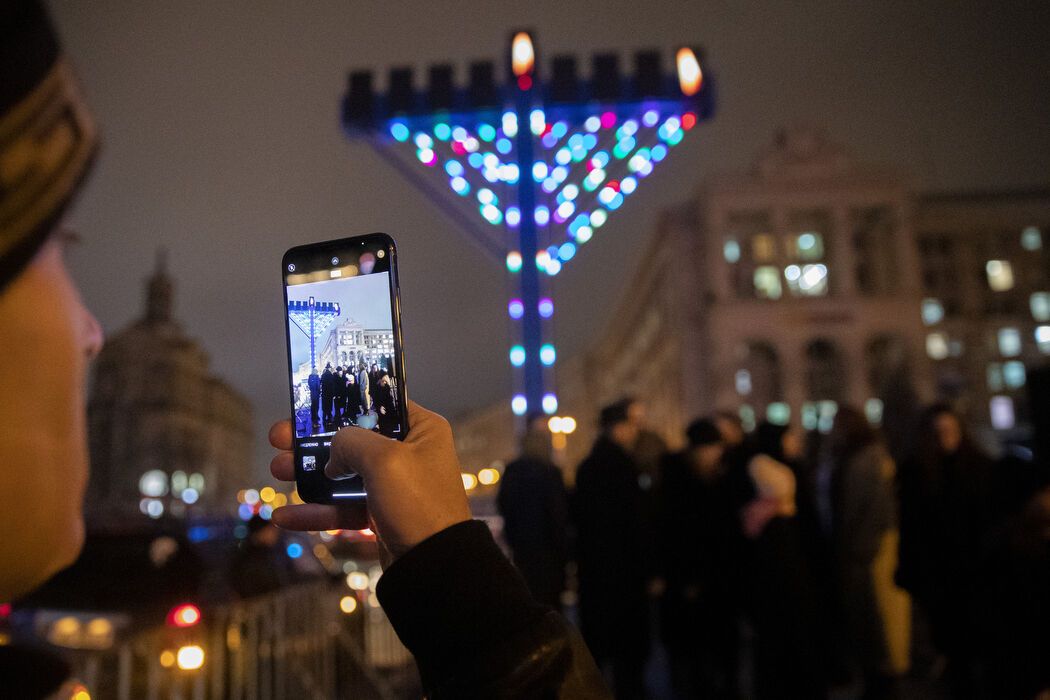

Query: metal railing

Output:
[64, 582, 415, 699]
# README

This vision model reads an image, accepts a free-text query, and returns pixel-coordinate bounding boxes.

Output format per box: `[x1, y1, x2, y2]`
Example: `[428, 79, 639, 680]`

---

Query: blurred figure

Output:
[741, 422, 826, 699]
[498, 413, 570, 609]
[320, 362, 335, 427]
[573, 401, 650, 699]
[229, 516, 297, 599]
[308, 369, 321, 428]
[625, 397, 668, 488]
[714, 410, 748, 475]
[375, 372, 398, 436]
[357, 361, 371, 414]
[657, 419, 742, 699]
[819, 407, 909, 700]
[897, 404, 996, 696]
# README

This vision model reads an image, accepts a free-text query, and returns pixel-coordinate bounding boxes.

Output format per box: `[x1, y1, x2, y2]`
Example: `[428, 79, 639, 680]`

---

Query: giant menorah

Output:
[343, 31, 714, 419]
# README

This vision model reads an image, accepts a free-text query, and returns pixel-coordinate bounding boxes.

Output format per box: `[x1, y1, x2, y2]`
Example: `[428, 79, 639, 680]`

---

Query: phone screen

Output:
[282, 233, 408, 503]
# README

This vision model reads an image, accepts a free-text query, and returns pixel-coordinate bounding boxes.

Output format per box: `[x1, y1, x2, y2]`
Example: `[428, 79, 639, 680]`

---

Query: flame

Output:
[676, 48, 702, 96]
[512, 32, 535, 77]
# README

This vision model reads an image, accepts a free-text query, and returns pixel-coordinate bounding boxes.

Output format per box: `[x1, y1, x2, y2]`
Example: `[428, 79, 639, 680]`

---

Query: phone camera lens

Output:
[287, 263, 296, 272]
[331, 256, 339, 265]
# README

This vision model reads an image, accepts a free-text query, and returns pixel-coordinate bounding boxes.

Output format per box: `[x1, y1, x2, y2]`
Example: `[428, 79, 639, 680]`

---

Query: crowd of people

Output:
[498, 398, 1050, 700]
[300, 360, 400, 436]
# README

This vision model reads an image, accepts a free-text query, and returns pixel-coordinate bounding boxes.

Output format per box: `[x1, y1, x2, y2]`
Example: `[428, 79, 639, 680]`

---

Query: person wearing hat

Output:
[572, 400, 653, 699]
[1, 2, 608, 697]
[656, 418, 743, 698]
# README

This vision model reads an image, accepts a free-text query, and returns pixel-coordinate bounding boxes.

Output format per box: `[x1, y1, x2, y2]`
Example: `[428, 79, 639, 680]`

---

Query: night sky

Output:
[49, 1, 1050, 473]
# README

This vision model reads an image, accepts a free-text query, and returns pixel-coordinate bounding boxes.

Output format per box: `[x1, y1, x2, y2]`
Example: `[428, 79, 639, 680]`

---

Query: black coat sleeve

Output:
[376, 520, 610, 699]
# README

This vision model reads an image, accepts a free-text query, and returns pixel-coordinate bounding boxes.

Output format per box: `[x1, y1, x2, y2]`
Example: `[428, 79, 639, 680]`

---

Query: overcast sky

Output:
[49, 1, 1049, 473]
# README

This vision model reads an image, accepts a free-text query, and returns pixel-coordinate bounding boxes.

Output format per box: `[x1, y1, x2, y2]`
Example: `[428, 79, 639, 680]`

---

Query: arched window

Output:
[735, 341, 782, 414]
[805, 338, 845, 403]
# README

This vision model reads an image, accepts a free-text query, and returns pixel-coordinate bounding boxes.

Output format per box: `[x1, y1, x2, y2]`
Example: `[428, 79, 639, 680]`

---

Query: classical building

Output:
[452, 128, 1050, 473]
[86, 255, 253, 521]
[317, 317, 396, 373]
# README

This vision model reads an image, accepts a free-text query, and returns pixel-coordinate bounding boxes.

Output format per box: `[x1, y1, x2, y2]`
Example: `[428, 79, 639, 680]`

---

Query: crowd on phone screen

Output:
[497, 397, 1050, 700]
[302, 361, 399, 436]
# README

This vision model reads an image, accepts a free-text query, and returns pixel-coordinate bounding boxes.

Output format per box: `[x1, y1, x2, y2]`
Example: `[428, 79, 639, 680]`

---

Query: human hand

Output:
[268, 401, 472, 565]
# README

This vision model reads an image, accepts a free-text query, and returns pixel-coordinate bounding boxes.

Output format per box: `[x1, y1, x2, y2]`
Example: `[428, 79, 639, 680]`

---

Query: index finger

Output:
[269, 420, 293, 451]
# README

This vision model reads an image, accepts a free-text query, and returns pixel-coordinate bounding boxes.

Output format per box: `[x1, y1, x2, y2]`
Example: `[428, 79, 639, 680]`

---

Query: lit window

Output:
[752, 234, 776, 263]
[754, 266, 782, 299]
[865, 398, 884, 425]
[989, 396, 1015, 431]
[998, 327, 1021, 357]
[1036, 326, 1050, 354]
[1003, 361, 1026, 389]
[987, 363, 1004, 392]
[785, 263, 828, 297]
[766, 402, 790, 425]
[922, 298, 944, 325]
[1031, 292, 1050, 321]
[801, 402, 819, 431]
[724, 239, 741, 263]
[795, 232, 824, 261]
[735, 369, 752, 395]
[1021, 226, 1042, 251]
[738, 404, 756, 432]
[817, 401, 838, 434]
[926, 333, 949, 360]
[986, 260, 1014, 292]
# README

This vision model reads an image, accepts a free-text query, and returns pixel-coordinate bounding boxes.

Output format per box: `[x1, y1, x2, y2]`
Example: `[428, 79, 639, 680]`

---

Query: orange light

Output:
[167, 603, 201, 628]
[512, 32, 535, 78]
[676, 48, 702, 96]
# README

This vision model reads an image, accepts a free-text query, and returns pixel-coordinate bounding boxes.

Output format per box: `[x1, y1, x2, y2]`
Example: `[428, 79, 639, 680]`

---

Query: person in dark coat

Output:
[498, 413, 570, 609]
[333, 366, 345, 420]
[573, 401, 651, 699]
[320, 363, 335, 428]
[345, 371, 357, 419]
[658, 418, 742, 699]
[375, 372, 398, 436]
[897, 404, 997, 696]
[307, 370, 321, 429]
[741, 422, 826, 699]
[357, 361, 371, 415]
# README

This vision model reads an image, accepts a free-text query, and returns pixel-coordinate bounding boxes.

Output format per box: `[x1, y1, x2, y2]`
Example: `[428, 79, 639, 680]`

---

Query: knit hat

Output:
[686, 418, 722, 447]
[0, 0, 97, 292]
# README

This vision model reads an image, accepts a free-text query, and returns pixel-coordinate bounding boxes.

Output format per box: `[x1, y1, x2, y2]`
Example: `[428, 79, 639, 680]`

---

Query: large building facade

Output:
[87, 256, 253, 521]
[452, 128, 1049, 473]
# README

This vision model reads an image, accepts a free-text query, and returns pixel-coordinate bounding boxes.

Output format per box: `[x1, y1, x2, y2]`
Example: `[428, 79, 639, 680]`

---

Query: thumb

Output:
[325, 424, 397, 480]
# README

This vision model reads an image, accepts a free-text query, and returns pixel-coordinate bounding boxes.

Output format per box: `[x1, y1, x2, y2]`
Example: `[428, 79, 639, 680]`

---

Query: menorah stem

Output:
[515, 86, 545, 414]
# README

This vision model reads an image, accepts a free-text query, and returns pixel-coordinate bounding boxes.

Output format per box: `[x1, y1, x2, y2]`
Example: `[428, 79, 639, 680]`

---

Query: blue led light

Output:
[556, 201, 575, 220]
[286, 542, 303, 559]
[542, 133, 558, 149]
[477, 188, 496, 205]
[642, 110, 660, 127]
[414, 133, 433, 149]
[434, 123, 452, 141]
[467, 152, 485, 168]
[555, 148, 572, 165]
[500, 163, 519, 183]
[508, 299, 524, 319]
[390, 122, 410, 142]
[238, 504, 253, 521]
[651, 144, 668, 161]
[542, 394, 558, 415]
[542, 178, 558, 193]
[451, 126, 469, 142]
[582, 134, 598, 150]
[481, 204, 503, 225]
[562, 184, 579, 201]
[188, 526, 210, 543]
[576, 225, 593, 243]
[584, 115, 602, 132]
[445, 160, 464, 177]
[511, 395, 527, 416]
[450, 176, 469, 195]
[591, 210, 608, 227]
[620, 119, 639, 137]
[530, 109, 546, 135]
[538, 298, 554, 318]
[506, 207, 521, 226]
[592, 151, 610, 168]
[509, 345, 526, 366]
[540, 344, 557, 366]
[559, 242, 577, 261]
[534, 206, 550, 225]
[532, 162, 548, 181]
[502, 112, 518, 137]
[478, 124, 497, 142]
[496, 138, 513, 154]
[621, 176, 638, 194]
[545, 258, 562, 275]
[552, 121, 569, 139]
[607, 192, 625, 210]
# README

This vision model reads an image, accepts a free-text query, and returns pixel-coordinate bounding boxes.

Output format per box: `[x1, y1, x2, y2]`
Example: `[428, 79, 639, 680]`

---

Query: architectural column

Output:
[832, 205, 857, 297]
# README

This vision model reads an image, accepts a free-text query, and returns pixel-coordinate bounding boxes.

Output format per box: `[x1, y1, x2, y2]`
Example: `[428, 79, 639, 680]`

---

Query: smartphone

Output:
[282, 233, 409, 504]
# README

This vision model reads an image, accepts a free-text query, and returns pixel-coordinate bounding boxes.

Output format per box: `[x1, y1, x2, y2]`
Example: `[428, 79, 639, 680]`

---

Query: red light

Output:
[517, 75, 533, 91]
[600, 111, 616, 129]
[608, 180, 621, 192]
[451, 141, 466, 156]
[0, 603, 10, 618]
[682, 112, 697, 130]
[167, 604, 201, 628]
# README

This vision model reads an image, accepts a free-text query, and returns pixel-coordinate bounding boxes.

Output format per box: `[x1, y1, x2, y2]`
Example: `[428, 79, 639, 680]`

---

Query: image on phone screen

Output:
[283, 233, 407, 502]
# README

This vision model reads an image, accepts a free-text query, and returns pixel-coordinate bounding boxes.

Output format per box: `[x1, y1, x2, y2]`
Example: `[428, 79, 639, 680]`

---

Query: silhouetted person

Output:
[375, 372, 398, 436]
[357, 361, 371, 414]
[320, 363, 335, 427]
[897, 404, 996, 696]
[573, 401, 650, 699]
[819, 407, 906, 700]
[307, 370, 321, 429]
[334, 366, 346, 420]
[498, 413, 570, 609]
[658, 419, 741, 699]
[741, 422, 826, 699]
[345, 371, 357, 418]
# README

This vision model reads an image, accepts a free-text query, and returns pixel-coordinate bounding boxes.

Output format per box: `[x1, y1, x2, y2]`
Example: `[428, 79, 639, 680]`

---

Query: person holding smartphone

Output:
[0, 2, 609, 697]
